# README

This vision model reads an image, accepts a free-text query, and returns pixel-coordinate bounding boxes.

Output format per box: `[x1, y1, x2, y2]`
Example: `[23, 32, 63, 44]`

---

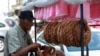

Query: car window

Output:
[67, 31, 100, 51]
[89, 32, 100, 50]
[5, 19, 16, 27]
[0, 23, 5, 27]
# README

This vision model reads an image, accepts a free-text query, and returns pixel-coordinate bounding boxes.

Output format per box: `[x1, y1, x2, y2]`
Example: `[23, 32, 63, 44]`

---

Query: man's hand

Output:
[10, 43, 41, 56]
[29, 43, 41, 52]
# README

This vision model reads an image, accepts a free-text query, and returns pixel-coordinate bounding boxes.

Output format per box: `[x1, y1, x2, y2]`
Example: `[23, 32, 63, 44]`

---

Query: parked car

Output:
[35, 27, 100, 56]
[0, 18, 16, 52]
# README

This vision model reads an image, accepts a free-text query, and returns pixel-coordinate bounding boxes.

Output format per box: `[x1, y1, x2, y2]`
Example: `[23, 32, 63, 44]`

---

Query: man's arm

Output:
[10, 43, 41, 56]
[7, 30, 41, 56]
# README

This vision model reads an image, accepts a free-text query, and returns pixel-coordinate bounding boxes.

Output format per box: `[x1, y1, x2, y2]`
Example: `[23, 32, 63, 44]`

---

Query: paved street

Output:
[0, 52, 3, 56]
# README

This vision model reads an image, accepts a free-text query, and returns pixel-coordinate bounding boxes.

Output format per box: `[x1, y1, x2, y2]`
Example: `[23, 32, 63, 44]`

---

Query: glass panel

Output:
[0, 23, 5, 27]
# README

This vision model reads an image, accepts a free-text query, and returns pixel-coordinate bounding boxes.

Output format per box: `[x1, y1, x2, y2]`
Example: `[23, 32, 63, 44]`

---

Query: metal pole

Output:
[80, 4, 89, 56]
[30, 10, 37, 56]
[80, 4, 84, 56]
[34, 11, 37, 56]
[86, 45, 89, 56]
[34, 17, 37, 42]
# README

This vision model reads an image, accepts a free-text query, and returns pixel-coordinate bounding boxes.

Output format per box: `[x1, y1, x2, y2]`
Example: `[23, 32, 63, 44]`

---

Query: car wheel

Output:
[0, 38, 4, 52]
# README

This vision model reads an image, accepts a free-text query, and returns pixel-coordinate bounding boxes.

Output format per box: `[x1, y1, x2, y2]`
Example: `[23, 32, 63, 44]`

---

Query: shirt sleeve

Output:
[7, 30, 21, 54]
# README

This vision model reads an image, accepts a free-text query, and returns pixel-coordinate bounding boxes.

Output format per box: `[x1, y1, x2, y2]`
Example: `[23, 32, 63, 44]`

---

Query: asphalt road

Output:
[0, 52, 3, 56]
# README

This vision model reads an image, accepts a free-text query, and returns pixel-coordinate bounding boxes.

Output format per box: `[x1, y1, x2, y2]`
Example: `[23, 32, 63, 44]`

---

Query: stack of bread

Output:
[43, 20, 91, 47]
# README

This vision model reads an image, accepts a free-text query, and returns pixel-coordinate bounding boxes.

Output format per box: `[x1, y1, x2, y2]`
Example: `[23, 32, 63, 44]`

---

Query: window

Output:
[0, 23, 5, 27]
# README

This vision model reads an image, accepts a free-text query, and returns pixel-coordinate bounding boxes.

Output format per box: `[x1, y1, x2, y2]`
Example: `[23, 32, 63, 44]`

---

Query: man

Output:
[14, 9, 21, 24]
[4, 10, 41, 56]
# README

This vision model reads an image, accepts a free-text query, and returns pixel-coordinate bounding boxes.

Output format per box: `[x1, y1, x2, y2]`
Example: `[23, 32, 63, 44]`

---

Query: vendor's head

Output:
[18, 10, 35, 31]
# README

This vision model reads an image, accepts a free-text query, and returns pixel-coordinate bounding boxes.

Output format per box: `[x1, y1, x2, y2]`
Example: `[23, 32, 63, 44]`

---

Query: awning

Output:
[34, 0, 100, 20]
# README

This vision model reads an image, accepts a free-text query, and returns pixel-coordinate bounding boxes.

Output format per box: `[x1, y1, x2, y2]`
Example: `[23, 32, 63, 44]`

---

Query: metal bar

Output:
[30, 16, 37, 56]
[34, 18, 37, 42]
[86, 45, 89, 56]
[34, 17, 37, 56]
[80, 4, 84, 56]
[60, 45, 64, 52]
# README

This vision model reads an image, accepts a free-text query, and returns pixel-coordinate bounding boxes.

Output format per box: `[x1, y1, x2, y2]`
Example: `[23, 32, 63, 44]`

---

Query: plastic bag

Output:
[87, 0, 100, 3]
[64, 0, 87, 4]
[90, 4, 100, 18]
[34, 0, 58, 7]
[21, 1, 35, 11]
